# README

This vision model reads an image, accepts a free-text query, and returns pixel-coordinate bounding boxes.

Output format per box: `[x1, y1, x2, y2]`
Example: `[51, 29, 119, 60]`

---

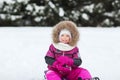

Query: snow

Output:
[0, 27, 120, 80]
[0, 0, 28, 3]
[82, 13, 89, 20]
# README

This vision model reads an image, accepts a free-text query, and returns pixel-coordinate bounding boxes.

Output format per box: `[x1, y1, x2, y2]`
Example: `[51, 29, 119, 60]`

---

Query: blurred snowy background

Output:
[0, 27, 120, 80]
[0, 0, 120, 27]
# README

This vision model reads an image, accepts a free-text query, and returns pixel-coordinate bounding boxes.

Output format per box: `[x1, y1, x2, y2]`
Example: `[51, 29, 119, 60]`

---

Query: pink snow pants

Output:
[45, 67, 92, 80]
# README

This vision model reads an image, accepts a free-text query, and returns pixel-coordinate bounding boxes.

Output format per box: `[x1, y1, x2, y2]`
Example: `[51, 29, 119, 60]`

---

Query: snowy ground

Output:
[0, 27, 120, 80]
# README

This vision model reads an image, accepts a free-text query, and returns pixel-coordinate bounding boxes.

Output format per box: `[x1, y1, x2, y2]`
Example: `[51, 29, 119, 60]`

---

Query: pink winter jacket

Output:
[45, 44, 82, 70]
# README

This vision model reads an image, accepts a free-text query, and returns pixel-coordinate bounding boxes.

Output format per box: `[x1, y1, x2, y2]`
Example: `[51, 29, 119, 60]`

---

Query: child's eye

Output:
[66, 35, 69, 37]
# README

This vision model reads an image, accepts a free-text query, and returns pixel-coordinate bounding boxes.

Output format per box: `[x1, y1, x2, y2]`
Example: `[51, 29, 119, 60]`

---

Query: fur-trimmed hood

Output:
[52, 21, 80, 47]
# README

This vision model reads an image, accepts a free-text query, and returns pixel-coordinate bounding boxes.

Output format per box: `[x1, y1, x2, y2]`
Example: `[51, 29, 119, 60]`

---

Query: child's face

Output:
[59, 34, 71, 44]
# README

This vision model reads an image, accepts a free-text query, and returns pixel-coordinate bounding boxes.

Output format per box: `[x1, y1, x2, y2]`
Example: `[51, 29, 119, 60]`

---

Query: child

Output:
[44, 21, 92, 80]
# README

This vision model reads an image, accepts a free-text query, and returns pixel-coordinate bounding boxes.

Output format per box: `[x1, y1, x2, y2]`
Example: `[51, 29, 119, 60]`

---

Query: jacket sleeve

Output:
[44, 44, 56, 65]
[45, 56, 55, 65]
[73, 58, 82, 66]
[73, 47, 82, 66]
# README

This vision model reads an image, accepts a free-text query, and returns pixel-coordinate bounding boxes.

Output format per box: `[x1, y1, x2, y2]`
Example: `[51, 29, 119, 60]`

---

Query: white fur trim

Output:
[53, 43, 75, 51]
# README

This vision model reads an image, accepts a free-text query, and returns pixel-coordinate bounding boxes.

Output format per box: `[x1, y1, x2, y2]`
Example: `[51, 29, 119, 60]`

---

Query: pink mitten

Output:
[57, 56, 74, 66]
[52, 60, 71, 76]
[58, 65, 71, 76]
[52, 61, 59, 69]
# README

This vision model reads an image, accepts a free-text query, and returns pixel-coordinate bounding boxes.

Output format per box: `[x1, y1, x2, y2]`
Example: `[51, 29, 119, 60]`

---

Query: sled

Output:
[44, 77, 100, 80]
[44, 71, 100, 80]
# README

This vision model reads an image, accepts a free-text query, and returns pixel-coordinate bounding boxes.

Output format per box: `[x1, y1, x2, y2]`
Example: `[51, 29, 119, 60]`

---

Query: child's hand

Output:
[52, 61, 71, 76]
[57, 56, 74, 66]
[58, 65, 71, 76]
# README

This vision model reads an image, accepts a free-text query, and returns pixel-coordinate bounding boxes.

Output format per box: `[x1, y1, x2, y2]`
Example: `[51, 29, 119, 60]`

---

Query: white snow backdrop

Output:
[0, 27, 120, 80]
